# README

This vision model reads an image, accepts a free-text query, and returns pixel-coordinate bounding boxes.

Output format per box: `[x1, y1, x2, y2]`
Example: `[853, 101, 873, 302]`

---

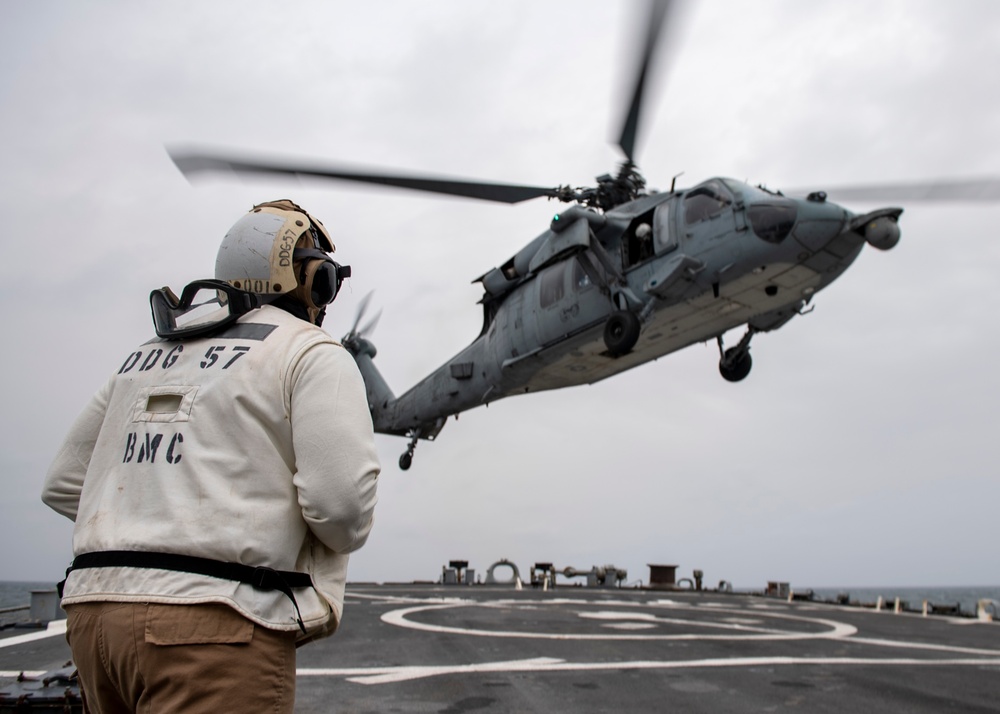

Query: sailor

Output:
[42, 200, 380, 713]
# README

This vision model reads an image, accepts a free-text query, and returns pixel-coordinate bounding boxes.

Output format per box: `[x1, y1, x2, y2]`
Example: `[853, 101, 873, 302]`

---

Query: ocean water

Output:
[0, 582, 55, 610]
[807, 585, 1000, 615]
[0, 581, 56, 625]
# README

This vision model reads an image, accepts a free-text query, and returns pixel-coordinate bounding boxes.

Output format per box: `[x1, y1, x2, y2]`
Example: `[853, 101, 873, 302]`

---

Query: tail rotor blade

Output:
[349, 291, 375, 336]
[357, 308, 382, 339]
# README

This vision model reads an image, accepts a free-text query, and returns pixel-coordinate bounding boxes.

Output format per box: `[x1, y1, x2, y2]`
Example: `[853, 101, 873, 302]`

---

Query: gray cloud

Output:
[2, 0, 998, 591]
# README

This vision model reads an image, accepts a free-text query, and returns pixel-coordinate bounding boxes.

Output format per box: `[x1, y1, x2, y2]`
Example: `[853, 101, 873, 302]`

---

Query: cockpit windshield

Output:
[683, 180, 733, 225]
[738, 185, 798, 244]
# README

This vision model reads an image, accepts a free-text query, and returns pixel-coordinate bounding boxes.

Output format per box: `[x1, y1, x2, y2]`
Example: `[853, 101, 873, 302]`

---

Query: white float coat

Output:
[42, 305, 380, 641]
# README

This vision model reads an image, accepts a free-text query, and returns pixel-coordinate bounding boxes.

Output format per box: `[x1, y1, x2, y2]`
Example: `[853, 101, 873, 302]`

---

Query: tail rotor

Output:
[343, 291, 382, 355]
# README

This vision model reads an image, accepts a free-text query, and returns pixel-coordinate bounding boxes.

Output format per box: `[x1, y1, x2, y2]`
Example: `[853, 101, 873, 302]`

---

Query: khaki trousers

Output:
[65, 602, 296, 714]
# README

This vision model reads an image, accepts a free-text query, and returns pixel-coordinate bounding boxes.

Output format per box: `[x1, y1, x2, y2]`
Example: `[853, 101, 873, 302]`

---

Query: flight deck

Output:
[3, 583, 1000, 712]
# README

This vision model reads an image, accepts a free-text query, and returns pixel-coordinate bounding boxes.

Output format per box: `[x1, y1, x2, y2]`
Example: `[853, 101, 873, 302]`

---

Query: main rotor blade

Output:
[617, 0, 673, 163]
[787, 177, 1000, 203]
[168, 147, 563, 205]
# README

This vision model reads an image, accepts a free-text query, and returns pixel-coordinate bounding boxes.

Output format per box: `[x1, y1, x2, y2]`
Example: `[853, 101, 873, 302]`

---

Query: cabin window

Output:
[572, 256, 592, 289]
[684, 180, 733, 225]
[539, 263, 565, 308]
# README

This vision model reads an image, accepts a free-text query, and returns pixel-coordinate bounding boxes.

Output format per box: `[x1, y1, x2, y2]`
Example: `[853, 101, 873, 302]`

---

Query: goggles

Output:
[292, 248, 352, 308]
[150, 279, 264, 340]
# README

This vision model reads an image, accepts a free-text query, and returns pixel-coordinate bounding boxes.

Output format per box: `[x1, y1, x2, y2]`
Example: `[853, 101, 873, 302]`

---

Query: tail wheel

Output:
[604, 311, 641, 356]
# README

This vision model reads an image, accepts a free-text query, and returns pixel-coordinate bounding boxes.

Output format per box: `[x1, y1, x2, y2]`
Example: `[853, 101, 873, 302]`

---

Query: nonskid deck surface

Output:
[4, 584, 1000, 712]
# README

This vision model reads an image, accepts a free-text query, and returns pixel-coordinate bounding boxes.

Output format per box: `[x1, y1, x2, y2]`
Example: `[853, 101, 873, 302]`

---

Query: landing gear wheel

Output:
[399, 430, 420, 471]
[603, 311, 641, 356]
[719, 348, 752, 382]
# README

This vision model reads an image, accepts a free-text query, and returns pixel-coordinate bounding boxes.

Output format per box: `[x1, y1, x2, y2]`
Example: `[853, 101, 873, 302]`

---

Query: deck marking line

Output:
[296, 656, 1000, 685]
[846, 635, 1000, 657]
[578, 610, 793, 635]
[0, 671, 46, 678]
[381, 601, 857, 641]
[294, 657, 563, 685]
[0, 620, 67, 650]
[349, 657, 564, 685]
[346, 593, 471, 605]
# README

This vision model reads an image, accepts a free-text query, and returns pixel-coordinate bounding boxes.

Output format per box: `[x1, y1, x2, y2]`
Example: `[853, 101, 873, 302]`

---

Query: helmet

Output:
[215, 199, 350, 323]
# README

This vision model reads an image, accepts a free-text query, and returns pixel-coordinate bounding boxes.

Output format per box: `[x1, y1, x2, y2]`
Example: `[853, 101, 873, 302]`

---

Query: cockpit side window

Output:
[684, 180, 733, 225]
[748, 201, 797, 243]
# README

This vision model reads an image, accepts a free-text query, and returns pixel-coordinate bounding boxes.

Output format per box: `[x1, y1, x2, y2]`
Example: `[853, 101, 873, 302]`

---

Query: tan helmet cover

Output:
[215, 200, 335, 295]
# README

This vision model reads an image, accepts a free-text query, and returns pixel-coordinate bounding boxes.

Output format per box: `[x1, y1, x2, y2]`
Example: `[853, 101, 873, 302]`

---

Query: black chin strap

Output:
[272, 294, 325, 325]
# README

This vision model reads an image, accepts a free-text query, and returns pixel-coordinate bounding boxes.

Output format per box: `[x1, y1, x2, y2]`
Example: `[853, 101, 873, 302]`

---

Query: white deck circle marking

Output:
[380, 598, 857, 641]
[327, 593, 1000, 685]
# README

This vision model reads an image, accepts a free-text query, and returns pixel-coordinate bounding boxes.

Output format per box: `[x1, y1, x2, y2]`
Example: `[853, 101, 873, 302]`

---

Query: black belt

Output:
[60, 550, 312, 634]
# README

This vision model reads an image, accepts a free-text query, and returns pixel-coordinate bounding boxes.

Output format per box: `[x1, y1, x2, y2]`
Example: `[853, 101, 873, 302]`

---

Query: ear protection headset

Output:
[291, 246, 351, 310]
[287, 223, 352, 326]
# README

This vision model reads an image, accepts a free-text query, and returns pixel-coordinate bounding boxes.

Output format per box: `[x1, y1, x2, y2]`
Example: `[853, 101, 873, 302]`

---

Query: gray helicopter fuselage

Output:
[354, 177, 893, 439]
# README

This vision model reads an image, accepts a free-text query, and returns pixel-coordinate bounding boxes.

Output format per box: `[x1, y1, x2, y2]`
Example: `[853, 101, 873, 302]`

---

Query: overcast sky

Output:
[2, 0, 998, 591]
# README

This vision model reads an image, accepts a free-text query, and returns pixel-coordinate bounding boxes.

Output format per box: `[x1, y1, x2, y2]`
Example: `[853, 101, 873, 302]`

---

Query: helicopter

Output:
[169, 1, 1000, 471]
